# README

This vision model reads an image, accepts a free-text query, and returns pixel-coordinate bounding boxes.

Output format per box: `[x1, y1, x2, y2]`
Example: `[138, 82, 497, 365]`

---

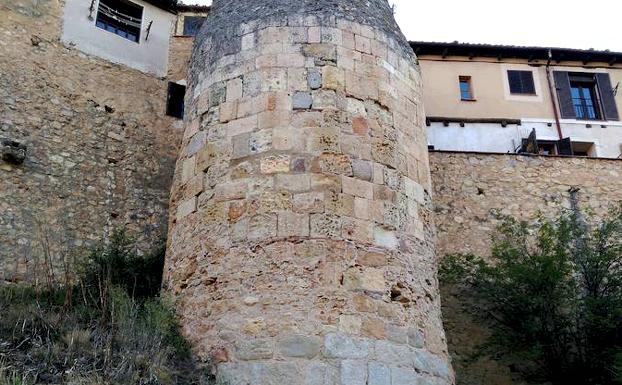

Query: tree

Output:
[441, 206, 622, 384]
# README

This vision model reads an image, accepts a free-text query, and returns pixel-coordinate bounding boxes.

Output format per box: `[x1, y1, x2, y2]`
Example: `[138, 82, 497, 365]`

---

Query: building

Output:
[4, 0, 622, 383]
[0, 0, 206, 284]
[413, 42, 622, 158]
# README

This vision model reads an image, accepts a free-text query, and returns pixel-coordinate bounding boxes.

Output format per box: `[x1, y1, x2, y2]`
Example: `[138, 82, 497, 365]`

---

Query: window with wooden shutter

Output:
[508, 70, 536, 95]
[554, 71, 576, 119]
[595, 73, 619, 121]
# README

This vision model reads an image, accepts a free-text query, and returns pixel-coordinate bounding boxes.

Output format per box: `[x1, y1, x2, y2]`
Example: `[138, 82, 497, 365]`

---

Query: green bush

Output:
[441, 207, 622, 385]
[0, 229, 208, 385]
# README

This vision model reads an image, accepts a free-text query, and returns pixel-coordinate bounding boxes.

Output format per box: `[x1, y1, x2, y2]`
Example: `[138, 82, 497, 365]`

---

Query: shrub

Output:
[0, 229, 208, 385]
[441, 207, 622, 385]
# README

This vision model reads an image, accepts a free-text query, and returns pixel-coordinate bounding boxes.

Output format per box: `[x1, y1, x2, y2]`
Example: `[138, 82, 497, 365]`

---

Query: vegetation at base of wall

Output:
[440, 206, 622, 385]
[0, 230, 211, 385]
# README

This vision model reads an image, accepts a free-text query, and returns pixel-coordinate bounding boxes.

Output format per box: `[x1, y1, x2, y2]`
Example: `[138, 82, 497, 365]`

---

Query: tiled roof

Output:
[410, 41, 622, 65]
[140, 0, 210, 14]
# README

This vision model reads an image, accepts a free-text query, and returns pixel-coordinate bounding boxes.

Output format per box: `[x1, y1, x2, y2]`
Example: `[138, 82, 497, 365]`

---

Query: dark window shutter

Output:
[595, 73, 619, 121]
[554, 71, 575, 119]
[508, 70, 535, 94]
[557, 138, 573, 156]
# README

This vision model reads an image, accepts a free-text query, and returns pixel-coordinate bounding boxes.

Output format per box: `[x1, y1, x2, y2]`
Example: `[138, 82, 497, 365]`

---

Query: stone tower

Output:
[165, 0, 453, 383]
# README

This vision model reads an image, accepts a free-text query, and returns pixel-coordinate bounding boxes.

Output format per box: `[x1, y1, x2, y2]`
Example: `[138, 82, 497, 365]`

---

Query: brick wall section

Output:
[164, 0, 453, 384]
[430, 151, 622, 385]
[0, 0, 182, 282]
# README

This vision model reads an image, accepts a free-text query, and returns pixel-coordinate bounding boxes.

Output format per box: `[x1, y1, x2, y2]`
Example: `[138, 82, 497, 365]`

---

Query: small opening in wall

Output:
[166, 82, 186, 119]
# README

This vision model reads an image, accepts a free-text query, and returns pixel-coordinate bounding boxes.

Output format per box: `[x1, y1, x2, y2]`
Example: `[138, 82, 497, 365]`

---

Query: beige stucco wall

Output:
[419, 57, 622, 121]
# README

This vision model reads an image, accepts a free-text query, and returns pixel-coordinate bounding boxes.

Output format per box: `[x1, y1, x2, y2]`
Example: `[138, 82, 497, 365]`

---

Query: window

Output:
[183, 16, 206, 36]
[571, 141, 595, 157]
[508, 70, 536, 95]
[521, 132, 594, 157]
[96, 0, 143, 43]
[554, 71, 618, 121]
[166, 82, 186, 119]
[569, 74, 601, 120]
[459, 76, 474, 100]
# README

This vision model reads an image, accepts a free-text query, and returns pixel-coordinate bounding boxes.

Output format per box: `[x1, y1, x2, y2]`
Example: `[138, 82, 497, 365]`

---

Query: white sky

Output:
[181, 0, 622, 52]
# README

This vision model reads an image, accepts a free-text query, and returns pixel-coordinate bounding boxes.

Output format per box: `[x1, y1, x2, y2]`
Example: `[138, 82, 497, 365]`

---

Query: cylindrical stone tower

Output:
[165, 1, 453, 383]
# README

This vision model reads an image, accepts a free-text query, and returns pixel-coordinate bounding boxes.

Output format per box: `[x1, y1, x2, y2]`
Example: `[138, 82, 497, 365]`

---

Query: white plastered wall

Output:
[428, 120, 622, 158]
[61, 0, 175, 77]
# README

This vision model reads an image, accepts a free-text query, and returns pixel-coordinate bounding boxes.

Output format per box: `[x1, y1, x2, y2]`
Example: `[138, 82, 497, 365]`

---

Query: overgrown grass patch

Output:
[0, 230, 210, 385]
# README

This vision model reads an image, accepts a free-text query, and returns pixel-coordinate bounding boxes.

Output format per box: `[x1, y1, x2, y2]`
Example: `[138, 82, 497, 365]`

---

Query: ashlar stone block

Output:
[277, 212, 310, 237]
[323, 333, 371, 359]
[278, 334, 321, 358]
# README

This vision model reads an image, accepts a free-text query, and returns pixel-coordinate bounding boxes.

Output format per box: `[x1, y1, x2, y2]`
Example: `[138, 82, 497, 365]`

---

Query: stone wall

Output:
[431, 151, 622, 258]
[168, 36, 194, 82]
[0, 0, 182, 283]
[165, 0, 453, 384]
[430, 151, 622, 385]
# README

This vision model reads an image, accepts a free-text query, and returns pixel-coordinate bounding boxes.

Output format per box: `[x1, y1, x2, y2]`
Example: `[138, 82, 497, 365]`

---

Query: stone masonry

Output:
[0, 0, 182, 283]
[430, 151, 622, 385]
[164, 1, 454, 384]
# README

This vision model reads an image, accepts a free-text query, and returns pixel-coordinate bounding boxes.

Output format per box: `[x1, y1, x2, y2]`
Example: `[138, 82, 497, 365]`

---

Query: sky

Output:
[181, 0, 622, 52]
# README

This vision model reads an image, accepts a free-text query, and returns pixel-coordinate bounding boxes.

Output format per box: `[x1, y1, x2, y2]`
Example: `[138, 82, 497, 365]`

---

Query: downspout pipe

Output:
[546, 49, 564, 140]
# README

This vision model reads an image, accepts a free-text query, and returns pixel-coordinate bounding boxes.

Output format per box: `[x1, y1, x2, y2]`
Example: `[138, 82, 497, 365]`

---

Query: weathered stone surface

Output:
[293, 91, 313, 110]
[308, 69, 323, 90]
[236, 338, 274, 360]
[278, 335, 322, 358]
[165, 1, 451, 384]
[323, 333, 372, 359]
[368, 362, 391, 385]
[374, 340, 415, 368]
[343, 267, 387, 293]
[0, 1, 179, 283]
[341, 360, 367, 385]
[391, 367, 421, 385]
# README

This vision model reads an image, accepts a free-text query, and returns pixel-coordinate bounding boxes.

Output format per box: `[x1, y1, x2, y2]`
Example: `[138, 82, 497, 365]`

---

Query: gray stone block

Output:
[368, 362, 390, 385]
[413, 350, 451, 379]
[407, 328, 425, 349]
[218, 362, 305, 385]
[341, 360, 367, 385]
[262, 362, 305, 385]
[323, 333, 371, 359]
[236, 338, 274, 360]
[186, 130, 206, 157]
[278, 334, 322, 358]
[390, 367, 420, 385]
[308, 69, 323, 90]
[374, 340, 413, 368]
[293, 91, 313, 110]
[352, 159, 372, 181]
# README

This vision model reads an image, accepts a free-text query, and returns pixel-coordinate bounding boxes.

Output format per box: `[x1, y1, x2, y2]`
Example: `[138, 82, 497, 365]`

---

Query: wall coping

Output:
[430, 149, 622, 162]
